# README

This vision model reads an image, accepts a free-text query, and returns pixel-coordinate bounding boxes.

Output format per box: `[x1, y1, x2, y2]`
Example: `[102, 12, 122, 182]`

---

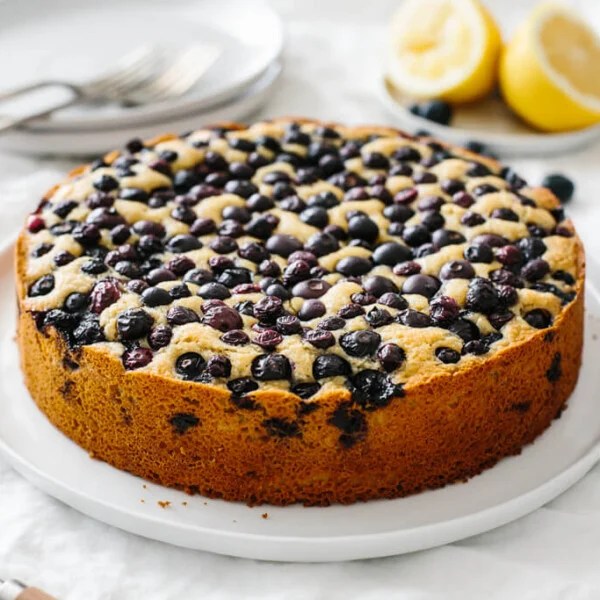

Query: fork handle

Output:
[0, 81, 82, 133]
[0, 96, 81, 134]
[0, 81, 78, 103]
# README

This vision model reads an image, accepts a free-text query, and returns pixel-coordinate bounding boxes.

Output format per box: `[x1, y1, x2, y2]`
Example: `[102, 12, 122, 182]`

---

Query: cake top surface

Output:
[20, 118, 581, 404]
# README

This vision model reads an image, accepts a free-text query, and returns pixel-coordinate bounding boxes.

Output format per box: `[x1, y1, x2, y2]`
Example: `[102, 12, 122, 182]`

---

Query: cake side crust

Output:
[16, 230, 585, 505]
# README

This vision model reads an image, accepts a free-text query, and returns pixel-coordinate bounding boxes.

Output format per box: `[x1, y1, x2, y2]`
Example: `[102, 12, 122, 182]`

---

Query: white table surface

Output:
[1, 1, 600, 598]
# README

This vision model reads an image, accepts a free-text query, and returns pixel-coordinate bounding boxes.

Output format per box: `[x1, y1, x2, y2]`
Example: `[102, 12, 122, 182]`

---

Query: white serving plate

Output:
[0, 0, 283, 132]
[0, 243, 598, 562]
[378, 77, 600, 157]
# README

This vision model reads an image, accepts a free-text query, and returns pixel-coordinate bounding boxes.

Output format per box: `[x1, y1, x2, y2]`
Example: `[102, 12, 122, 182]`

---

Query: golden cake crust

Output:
[15, 118, 585, 505]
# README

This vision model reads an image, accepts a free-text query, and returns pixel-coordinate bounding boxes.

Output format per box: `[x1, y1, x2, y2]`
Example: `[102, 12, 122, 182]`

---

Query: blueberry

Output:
[383, 204, 414, 223]
[175, 352, 206, 380]
[542, 173, 574, 204]
[348, 215, 379, 243]
[292, 382, 321, 399]
[28, 274, 55, 297]
[312, 354, 352, 379]
[117, 308, 154, 340]
[31, 242, 53, 258]
[221, 329, 250, 345]
[133, 220, 166, 237]
[378, 293, 408, 310]
[392, 146, 421, 162]
[73, 314, 105, 345]
[435, 347, 461, 364]
[276, 315, 303, 335]
[461, 211, 486, 227]
[463, 340, 489, 355]
[253, 296, 284, 323]
[490, 208, 519, 222]
[419, 211, 444, 232]
[397, 309, 432, 328]
[340, 330, 381, 357]
[304, 232, 339, 257]
[517, 237, 547, 261]
[197, 282, 231, 300]
[119, 188, 148, 203]
[204, 355, 231, 379]
[53, 200, 78, 219]
[54, 251, 76, 267]
[265, 234, 303, 258]
[409, 100, 452, 125]
[335, 256, 372, 276]
[189, 217, 217, 237]
[122, 347, 153, 370]
[148, 325, 173, 350]
[216, 267, 252, 288]
[432, 229, 466, 248]
[401, 274, 440, 298]
[524, 308, 553, 329]
[465, 277, 501, 314]
[166, 234, 202, 253]
[166, 306, 200, 326]
[521, 259, 550, 282]
[300, 206, 329, 228]
[377, 343, 406, 372]
[363, 275, 399, 297]
[81, 258, 108, 275]
[348, 369, 404, 409]
[93, 174, 119, 192]
[90, 279, 121, 313]
[251, 353, 292, 380]
[64, 292, 88, 313]
[429, 295, 459, 324]
[372, 242, 412, 266]
[488, 311, 515, 330]
[227, 377, 259, 397]
[402, 224, 431, 247]
[202, 305, 243, 331]
[364, 306, 393, 327]
[440, 260, 475, 280]
[303, 329, 335, 349]
[298, 299, 326, 320]
[453, 191, 475, 208]
[246, 193, 275, 213]
[183, 268, 213, 286]
[292, 279, 331, 299]
[141, 286, 172, 307]
[464, 244, 494, 264]
[317, 316, 346, 331]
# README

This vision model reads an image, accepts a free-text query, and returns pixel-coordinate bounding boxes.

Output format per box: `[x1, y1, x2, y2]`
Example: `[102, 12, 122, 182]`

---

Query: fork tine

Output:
[123, 45, 220, 104]
[83, 45, 162, 97]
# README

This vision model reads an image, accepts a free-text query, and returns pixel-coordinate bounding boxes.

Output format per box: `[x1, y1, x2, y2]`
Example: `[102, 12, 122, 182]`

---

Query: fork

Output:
[0, 44, 220, 133]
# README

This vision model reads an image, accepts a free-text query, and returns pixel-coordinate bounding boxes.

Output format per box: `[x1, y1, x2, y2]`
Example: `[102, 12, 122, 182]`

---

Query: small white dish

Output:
[378, 77, 600, 157]
[0, 243, 599, 562]
[0, 62, 282, 156]
[0, 0, 283, 134]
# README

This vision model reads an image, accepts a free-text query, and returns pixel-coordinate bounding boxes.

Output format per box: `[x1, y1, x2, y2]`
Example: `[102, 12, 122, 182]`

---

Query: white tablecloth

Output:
[1, 1, 600, 597]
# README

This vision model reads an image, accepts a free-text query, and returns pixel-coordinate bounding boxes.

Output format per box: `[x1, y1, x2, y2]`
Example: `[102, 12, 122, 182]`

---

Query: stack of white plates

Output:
[0, 0, 284, 155]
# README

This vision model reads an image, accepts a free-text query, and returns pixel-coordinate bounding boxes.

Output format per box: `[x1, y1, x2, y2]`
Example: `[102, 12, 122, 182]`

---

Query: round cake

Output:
[16, 118, 584, 506]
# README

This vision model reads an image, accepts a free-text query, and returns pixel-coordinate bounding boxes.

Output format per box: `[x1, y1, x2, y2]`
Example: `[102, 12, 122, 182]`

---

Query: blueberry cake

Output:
[16, 118, 584, 505]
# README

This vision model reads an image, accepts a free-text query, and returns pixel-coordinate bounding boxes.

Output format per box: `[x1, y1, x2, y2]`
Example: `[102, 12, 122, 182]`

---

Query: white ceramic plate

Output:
[378, 77, 600, 157]
[0, 0, 283, 131]
[0, 62, 282, 156]
[0, 243, 599, 562]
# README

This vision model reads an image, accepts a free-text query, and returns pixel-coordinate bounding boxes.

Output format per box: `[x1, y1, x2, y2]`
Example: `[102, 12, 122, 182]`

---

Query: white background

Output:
[1, 0, 600, 597]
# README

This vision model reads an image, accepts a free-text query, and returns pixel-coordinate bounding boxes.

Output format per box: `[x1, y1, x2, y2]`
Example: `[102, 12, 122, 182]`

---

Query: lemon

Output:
[386, 0, 502, 103]
[500, 2, 600, 132]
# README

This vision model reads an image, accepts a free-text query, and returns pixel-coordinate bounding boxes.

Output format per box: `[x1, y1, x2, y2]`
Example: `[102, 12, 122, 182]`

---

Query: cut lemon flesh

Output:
[386, 0, 502, 103]
[500, 2, 600, 132]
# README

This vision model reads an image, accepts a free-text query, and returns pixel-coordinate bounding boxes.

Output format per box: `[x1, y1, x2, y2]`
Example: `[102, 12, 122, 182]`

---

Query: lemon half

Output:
[500, 2, 600, 132]
[386, 0, 502, 103]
